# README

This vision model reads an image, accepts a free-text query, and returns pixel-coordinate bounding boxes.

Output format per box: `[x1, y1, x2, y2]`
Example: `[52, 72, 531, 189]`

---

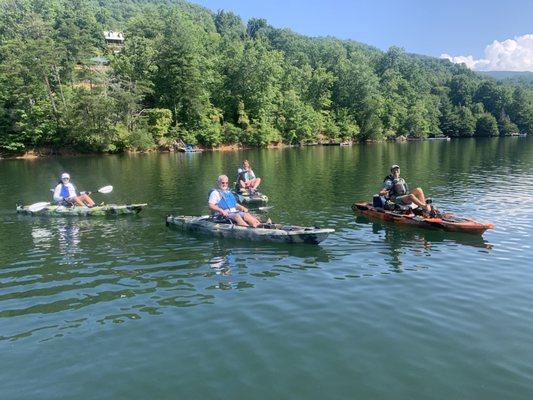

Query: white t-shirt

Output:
[208, 190, 237, 212]
[53, 182, 77, 202]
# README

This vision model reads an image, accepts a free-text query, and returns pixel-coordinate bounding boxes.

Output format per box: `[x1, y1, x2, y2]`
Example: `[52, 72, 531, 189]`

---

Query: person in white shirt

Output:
[208, 175, 260, 227]
[53, 172, 95, 207]
[237, 160, 261, 194]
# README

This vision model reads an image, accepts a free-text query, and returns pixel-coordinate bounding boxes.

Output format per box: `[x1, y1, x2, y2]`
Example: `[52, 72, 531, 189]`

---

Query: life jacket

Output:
[60, 184, 70, 198]
[58, 182, 77, 198]
[383, 175, 408, 198]
[235, 168, 245, 191]
[208, 189, 237, 211]
[237, 168, 255, 182]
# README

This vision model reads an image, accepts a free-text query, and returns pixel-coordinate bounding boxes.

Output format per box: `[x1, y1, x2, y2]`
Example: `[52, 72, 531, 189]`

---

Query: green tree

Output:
[475, 113, 499, 137]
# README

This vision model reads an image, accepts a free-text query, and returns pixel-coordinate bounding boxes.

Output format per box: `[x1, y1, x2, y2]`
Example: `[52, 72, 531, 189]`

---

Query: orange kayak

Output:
[352, 202, 494, 235]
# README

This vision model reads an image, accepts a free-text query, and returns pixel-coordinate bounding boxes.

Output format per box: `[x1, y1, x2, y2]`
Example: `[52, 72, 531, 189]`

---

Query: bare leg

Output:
[252, 177, 261, 190]
[71, 197, 85, 206]
[232, 215, 249, 227]
[411, 188, 426, 204]
[243, 213, 260, 228]
[78, 194, 95, 207]
[410, 188, 430, 211]
[403, 191, 430, 211]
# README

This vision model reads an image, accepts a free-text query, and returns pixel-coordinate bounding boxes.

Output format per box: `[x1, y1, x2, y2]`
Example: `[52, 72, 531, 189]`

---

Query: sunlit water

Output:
[1, 137, 532, 399]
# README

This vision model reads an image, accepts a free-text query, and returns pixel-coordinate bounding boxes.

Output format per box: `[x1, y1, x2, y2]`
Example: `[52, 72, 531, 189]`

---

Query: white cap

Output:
[61, 172, 70, 179]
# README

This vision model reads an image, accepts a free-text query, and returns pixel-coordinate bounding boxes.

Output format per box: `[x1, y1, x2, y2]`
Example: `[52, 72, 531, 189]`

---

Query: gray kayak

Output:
[232, 190, 268, 205]
[16, 203, 147, 216]
[166, 215, 334, 244]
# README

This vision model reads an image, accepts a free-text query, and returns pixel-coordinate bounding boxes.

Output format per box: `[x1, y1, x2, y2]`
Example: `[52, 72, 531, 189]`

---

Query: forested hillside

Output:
[1, 0, 532, 153]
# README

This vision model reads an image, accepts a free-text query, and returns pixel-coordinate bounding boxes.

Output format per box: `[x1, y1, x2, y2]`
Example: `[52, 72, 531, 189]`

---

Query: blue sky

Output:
[192, 0, 533, 71]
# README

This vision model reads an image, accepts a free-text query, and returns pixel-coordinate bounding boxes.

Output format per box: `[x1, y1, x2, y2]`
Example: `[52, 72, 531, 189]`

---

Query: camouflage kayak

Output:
[16, 203, 147, 216]
[232, 190, 268, 205]
[166, 215, 334, 244]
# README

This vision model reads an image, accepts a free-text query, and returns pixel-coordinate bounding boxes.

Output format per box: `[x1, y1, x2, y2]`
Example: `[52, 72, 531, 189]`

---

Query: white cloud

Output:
[440, 34, 533, 72]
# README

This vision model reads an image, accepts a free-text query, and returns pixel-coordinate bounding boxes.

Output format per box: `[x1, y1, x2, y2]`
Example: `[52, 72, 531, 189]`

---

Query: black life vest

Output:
[383, 175, 408, 198]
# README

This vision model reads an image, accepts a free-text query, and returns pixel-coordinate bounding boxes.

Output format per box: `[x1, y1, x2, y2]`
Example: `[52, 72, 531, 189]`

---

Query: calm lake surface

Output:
[1, 137, 532, 399]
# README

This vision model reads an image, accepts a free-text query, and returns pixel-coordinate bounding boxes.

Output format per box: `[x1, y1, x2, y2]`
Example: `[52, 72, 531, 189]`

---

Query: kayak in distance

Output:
[352, 202, 494, 235]
[16, 203, 147, 216]
[232, 190, 269, 205]
[166, 215, 334, 245]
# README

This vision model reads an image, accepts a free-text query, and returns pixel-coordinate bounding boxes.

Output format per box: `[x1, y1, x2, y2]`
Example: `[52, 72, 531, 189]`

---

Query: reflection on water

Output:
[1, 138, 533, 400]
[356, 216, 493, 250]
[352, 215, 493, 272]
[0, 221, 336, 342]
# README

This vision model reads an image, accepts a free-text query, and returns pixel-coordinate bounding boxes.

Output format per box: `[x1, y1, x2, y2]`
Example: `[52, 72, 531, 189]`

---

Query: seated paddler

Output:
[209, 175, 260, 227]
[53, 172, 95, 207]
[379, 165, 431, 212]
[236, 159, 261, 194]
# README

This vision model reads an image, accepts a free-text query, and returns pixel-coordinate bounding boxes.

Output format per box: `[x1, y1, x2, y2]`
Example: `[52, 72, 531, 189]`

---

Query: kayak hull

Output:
[232, 191, 269, 205]
[352, 202, 494, 235]
[166, 215, 334, 244]
[16, 203, 147, 216]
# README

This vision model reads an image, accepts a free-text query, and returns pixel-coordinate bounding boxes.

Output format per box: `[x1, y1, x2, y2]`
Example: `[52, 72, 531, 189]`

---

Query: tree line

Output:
[1, 0, 532, 154]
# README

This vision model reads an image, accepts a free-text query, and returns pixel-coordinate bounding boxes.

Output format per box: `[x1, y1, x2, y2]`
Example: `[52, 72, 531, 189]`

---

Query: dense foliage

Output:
[1, 0, 532, 153]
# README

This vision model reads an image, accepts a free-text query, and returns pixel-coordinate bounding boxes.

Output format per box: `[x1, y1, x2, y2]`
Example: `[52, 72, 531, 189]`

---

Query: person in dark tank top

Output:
[379, 165, 431, 212]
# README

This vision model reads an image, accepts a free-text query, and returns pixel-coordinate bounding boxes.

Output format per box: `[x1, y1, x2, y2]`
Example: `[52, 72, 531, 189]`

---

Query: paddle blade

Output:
[98, 185, 113, 194]
[28, 202, 50, 212]
[258, 206, 274, 212]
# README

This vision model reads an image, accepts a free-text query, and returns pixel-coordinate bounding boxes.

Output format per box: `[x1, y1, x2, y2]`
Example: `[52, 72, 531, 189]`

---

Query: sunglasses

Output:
[220, 181, 229, 184]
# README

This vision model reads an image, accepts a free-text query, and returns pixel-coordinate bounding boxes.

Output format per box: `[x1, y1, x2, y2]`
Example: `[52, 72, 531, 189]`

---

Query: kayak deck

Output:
[166, 215, 334, 244]
[352, 202, 494, 235]
[16, 203, 147, 216]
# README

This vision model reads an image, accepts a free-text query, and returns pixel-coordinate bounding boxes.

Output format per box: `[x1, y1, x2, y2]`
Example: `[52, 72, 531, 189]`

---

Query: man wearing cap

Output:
[53, 173, 95, 207]
[379, 165, 430, 212]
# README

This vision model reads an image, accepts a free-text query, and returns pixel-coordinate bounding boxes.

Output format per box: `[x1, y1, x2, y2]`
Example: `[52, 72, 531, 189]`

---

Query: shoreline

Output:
[0, 135, 527, 160]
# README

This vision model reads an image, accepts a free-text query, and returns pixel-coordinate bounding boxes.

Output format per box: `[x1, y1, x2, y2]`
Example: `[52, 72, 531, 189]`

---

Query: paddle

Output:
[27, 202, 51, 212]
[95, 185, 113, 194]
[257, 206, 274, 212]
[29, 185, 114, 212]
[49, 185, 114, 195]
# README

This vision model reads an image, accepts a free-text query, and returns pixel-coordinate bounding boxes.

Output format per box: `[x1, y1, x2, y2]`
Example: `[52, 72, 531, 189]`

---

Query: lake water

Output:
[1, 137, 532, 399]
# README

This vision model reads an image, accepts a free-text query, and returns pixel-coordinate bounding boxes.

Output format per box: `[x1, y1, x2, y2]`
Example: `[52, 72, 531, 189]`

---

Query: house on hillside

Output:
[104, 30, 124, 45]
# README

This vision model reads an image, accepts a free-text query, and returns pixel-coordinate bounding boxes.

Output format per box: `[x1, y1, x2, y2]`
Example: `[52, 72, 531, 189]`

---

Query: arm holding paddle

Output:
[70, 185, 113, 207]
[208, 202, 248, 217]
[208, 202, 230, 217]
[30, 185, 113, 212]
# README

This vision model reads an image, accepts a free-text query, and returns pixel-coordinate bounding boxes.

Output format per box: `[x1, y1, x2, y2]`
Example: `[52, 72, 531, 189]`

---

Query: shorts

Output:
[393, 195, 410, 205]
[227, 211, 246, 221]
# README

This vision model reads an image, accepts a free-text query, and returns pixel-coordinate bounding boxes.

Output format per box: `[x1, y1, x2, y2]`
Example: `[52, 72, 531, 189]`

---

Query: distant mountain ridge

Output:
[478, 71, 533, 80]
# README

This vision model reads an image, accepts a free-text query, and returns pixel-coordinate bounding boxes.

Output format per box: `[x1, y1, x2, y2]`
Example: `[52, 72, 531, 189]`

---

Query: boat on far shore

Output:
[428, 135, 451, 141]
[177, 144, 203, 153]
